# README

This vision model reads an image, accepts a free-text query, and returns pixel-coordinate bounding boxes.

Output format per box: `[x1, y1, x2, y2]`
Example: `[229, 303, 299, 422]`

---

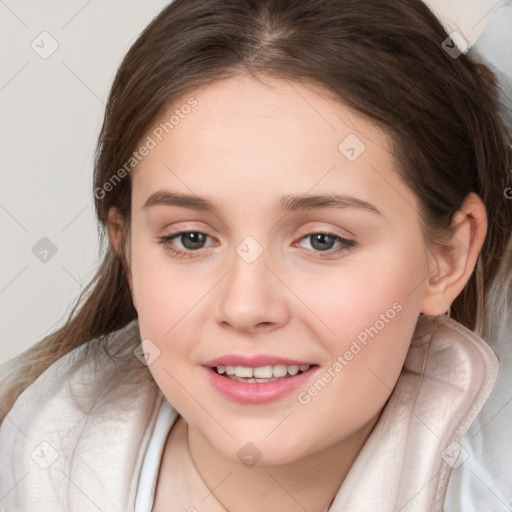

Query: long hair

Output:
[1, 0, 511, 421]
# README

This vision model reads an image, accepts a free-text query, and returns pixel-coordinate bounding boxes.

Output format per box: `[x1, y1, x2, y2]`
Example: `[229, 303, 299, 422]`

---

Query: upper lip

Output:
[203, 354, 315, 367]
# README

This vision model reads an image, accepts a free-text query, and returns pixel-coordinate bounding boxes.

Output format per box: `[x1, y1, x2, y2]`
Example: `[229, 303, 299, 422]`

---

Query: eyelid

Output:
[293, 230, 356, 254]
[295, 223, 355, 241]
[160, 230, 216, 249]
[158, 224, 357, 260]
[160, 223, 354, 244]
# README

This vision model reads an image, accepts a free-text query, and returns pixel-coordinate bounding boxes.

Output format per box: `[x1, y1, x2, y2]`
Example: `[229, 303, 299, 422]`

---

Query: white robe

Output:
[0, 314, 499, 511]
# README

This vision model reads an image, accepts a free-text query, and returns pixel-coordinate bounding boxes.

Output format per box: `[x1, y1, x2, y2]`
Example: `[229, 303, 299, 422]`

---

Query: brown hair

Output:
[1, 0, 511, 419]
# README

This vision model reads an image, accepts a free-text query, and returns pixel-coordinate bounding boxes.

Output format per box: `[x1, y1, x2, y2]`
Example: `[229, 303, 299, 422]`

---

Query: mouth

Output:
[212, 363, 315, 383]
[204, 361, 319, 404]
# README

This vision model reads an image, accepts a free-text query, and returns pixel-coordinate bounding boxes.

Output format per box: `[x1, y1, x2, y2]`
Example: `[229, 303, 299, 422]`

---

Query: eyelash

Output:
[157, 230, 357, 259]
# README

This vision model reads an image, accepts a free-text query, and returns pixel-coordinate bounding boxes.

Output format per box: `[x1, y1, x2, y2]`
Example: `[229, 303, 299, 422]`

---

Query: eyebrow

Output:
[142, 190, 383, 216]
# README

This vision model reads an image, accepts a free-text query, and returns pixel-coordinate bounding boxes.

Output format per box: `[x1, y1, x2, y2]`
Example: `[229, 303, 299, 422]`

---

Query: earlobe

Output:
[420, 193, 487, 316]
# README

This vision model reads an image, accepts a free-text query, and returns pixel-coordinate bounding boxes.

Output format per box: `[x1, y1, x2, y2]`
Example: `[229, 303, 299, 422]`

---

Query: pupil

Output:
[182, 232, 206, 250]
[311, 233, 335, 251]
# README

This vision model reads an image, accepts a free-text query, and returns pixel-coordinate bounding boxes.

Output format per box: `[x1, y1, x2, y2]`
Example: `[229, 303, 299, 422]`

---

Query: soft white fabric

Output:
[135, 398, 177, 512]
[0, 314, 499, 511]
[442, 4, 512, 511]
[328, 315, 498, 511]
[0, 319, 162, 512]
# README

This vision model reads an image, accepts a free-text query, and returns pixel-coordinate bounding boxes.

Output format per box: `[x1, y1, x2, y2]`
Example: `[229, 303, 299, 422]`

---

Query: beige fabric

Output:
[0, 314, 498, 512]
[329, 315, 498, 511]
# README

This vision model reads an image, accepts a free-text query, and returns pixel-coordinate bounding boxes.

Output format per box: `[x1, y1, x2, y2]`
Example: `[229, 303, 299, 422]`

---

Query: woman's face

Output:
[126, 73, 434, 464]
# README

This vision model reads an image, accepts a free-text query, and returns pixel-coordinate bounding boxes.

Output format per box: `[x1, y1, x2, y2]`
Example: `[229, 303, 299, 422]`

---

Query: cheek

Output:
[292, 239, 427, 353]
[129, 226, 194, 330]
[129, 244, 206, 416]
[128, 233, 199, 388]
[292, 246, 426, 427]
[290, 244, 426, 412]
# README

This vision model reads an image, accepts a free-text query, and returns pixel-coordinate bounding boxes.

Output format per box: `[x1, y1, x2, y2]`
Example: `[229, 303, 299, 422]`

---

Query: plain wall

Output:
[0, 0, 170, 366]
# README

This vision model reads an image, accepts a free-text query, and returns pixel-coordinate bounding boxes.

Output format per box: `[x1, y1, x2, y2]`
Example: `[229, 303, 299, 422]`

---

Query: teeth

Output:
[288, 365, 299, 376]
[253, 365, 273, 378]
[216, 364, 311, 378]
[272, 364, 288, 377]
[234, 366, 253, 378]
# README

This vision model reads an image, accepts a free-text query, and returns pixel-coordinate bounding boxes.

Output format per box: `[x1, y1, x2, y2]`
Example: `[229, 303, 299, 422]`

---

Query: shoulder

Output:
[0, 319, 165, 511]
[3, 319, 157, 421]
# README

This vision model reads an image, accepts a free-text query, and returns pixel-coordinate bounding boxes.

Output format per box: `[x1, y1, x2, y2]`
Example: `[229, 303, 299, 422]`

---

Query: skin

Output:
[108, 72, 487, 511]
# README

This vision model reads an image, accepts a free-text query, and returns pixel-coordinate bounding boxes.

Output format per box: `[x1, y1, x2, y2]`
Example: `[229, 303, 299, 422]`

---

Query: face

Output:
[124, 72, 434, 465]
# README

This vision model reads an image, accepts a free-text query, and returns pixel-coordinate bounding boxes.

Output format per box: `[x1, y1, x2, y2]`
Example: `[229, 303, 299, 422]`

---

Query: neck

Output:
[186, 413, 380, 512]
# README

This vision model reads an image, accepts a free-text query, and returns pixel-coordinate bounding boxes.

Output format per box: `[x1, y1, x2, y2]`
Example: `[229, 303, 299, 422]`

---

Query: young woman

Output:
[1, 1, 511, 511]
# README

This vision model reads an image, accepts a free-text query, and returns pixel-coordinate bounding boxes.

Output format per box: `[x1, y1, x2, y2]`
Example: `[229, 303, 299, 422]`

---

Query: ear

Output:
[420, 192, 487, 316]
[107, 207, 135, 305]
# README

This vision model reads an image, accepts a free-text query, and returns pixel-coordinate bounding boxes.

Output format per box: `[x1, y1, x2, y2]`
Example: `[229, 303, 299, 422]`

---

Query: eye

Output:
[158, 231, 214, 258]
[158, 229, 357, 259]
[296, 231, 356, 254]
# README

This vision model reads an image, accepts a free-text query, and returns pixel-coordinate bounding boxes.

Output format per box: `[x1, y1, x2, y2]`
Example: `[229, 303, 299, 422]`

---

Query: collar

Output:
[0, 315, 498, 512]
[329, 314, 499, 511]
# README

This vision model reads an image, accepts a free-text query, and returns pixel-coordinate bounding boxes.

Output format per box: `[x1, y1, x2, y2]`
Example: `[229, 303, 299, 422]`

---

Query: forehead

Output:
[131, 72, 417, 217]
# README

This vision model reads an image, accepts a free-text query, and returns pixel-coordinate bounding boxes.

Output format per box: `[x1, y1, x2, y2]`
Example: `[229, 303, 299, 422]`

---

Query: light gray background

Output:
[0, 1, 169, 366]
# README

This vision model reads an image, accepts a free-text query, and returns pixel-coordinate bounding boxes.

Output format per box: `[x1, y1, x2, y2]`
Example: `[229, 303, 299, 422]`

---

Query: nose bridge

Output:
[216, 235, 288, 331]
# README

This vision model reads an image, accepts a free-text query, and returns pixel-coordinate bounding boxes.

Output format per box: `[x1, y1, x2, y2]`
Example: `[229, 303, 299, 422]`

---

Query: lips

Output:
[203, 354, 319, 404]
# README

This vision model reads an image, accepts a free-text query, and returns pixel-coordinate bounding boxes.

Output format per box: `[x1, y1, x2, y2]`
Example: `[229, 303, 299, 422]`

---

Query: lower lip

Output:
[204, 366, 318, 404]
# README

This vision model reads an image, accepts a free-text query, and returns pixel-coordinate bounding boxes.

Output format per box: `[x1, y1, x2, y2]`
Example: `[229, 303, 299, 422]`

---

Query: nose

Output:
[215, 244, 290, 334]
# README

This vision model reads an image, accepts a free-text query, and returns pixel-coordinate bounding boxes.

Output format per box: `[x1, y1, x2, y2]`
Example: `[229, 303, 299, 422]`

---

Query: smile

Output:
[204, 362, 319, 404]
[214, 363, 311, 382]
